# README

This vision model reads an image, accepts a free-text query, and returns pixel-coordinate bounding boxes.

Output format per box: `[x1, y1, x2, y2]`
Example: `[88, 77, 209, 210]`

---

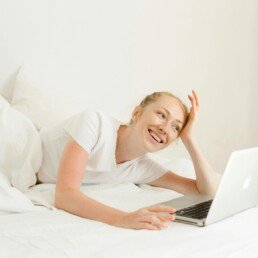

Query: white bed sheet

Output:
[1, 183, 258, 258]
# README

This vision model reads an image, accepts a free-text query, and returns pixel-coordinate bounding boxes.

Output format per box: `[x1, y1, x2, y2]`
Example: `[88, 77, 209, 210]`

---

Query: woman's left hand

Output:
[179, 90, 200, 142]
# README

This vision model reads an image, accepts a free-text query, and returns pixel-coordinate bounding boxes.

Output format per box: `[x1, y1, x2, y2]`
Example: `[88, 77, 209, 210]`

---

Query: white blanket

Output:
[1, 182, 258, 258]
[0, 173, 36, 212]
[25, 182, 183, 210]
[0, 95, 42, 193]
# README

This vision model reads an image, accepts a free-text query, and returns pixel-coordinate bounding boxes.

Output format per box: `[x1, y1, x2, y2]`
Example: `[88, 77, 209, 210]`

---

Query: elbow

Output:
[196, 174, 221, 197]
[195, 182, 218, 197]
[54, 200, 62, 209]
[197, 185, 219, 198]
[208, 174, 221, 197]
[207, 189, 217, 198]
[54, 191, 63, 209]
[54, 188, 70, 209]
[54, 187, 79, 209]
[210, 182, 220, 197]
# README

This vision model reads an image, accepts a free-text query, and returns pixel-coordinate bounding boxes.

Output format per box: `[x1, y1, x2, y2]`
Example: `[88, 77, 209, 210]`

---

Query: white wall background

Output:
[0, 0, 257, 173]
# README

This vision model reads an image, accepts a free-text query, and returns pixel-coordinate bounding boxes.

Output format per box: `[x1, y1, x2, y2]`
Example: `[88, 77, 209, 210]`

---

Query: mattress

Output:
[1, 183, 258, 258]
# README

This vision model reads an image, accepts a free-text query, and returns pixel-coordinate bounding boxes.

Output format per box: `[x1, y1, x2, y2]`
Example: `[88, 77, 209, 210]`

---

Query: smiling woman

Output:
[37, 90, 220, 230]
[124, 92, 189, 155]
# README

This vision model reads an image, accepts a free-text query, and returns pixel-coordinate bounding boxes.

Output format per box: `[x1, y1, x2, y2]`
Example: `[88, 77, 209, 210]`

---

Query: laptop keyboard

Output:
[175, 200, 213, 220]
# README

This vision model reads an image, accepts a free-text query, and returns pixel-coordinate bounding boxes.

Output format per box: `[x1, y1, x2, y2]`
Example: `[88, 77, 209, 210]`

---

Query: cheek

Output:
[167, 134, 178, 144]
[141, 116, 156, 126]
[134, 120, 146, 135]
[148, 115, 160, 124]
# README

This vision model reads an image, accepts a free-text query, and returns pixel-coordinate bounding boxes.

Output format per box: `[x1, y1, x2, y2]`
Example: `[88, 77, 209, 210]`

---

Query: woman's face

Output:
[131, 95, 185, 153]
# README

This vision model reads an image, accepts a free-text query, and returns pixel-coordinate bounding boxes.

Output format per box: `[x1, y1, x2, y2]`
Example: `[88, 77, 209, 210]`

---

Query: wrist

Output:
[181, 135, 195, 145]
[107, 210, 128, 227]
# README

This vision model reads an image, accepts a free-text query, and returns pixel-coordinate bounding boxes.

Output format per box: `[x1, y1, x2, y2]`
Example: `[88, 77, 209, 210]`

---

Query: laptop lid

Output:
[205, 147, 258, 225]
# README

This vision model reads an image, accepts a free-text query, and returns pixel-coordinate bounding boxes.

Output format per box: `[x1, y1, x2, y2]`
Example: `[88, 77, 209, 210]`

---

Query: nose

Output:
[158, 122, 169, 134]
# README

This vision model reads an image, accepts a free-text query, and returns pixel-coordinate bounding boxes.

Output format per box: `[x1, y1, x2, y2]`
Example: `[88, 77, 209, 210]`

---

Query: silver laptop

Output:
[160, 147, 258, 226]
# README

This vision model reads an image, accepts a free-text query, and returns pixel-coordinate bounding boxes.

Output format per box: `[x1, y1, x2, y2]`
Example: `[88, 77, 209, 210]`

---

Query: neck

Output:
[115, 124, 147, 164]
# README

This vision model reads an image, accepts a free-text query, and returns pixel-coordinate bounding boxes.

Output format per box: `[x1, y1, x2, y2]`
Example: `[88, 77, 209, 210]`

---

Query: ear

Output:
[131, 105, 142, 123]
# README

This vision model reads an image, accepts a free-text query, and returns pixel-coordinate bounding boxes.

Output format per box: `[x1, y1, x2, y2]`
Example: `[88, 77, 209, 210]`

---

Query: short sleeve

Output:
[63, 109, 100, 154]
[135, 157, 169, 184]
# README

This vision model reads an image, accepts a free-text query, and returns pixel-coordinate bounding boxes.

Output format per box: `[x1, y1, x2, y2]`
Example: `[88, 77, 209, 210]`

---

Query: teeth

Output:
[149, 130, 162, 143]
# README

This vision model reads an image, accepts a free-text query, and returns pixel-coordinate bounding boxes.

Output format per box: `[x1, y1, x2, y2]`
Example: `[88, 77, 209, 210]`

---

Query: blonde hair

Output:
[130, 91, 189, 128]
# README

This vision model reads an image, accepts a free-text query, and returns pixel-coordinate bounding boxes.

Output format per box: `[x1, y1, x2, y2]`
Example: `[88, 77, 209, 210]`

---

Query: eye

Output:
[172, 125, 180, 132]
[157, 111, 166, 119]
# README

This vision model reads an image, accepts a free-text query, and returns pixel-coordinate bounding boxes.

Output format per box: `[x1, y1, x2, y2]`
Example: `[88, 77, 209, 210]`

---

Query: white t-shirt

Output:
[37, 109, 169, 185]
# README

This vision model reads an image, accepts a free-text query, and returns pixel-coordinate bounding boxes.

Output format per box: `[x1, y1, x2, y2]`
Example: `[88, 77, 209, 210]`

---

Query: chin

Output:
[144, 140, 164, 153]
[142, 130, 163, 152]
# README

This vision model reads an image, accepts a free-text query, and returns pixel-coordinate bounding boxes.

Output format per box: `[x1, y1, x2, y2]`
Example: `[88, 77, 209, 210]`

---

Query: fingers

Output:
[146, 205, 176, 222]
[188, 92, 196, 113]
[188, 90, 200, 111]
[132, 206, 177, 230]
[141, 214, 170, 230]
[140, 205, 176, 230]
[157, 212, 176, 222]
[147, 205, 176, 214]
[188, 90, 200, 119]
[140, 222, 160, 230]
[146, 214, 164, 226]
[192, 90, 200, 109]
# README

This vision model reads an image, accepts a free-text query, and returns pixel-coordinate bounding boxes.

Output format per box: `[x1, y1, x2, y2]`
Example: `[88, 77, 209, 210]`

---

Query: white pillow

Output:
[0, 95, 42, 192]
[11, 65, 74, 130]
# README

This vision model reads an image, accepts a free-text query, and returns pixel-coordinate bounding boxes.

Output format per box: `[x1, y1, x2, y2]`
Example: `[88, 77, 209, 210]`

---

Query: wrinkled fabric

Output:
[0, 95, 42, 193]
[1, 182, 258, 258]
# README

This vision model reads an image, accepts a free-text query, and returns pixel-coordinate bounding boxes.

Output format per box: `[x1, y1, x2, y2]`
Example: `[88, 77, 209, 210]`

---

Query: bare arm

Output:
[155, 89, 219, 197]
[181, 137, 220, 196]
[55, 138, 128, 225]
[55, 138, 175, 229]
[149, 138, 220, 197]
[148, 171, 200, 195]
[179, 90, 220, 196]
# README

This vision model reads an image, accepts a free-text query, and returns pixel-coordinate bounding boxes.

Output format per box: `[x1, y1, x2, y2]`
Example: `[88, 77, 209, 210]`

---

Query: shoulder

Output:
[64, 108, 103, 128]
[77, 108, 119, 125]
[62, 108, 121, 144]
[74, 108, 101, 121]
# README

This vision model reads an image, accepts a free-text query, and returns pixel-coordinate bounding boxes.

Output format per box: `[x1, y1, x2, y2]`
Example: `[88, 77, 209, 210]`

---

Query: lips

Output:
[148, 129, 165, 144]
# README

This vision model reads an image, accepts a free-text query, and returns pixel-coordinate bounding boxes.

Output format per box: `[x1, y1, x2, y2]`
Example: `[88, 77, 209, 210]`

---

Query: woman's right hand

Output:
[113, 205, 176, 230]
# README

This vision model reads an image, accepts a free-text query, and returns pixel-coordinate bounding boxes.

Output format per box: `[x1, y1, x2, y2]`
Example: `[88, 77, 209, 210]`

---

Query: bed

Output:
[1, 182, 258, 258]
[1, 66, 258, 258]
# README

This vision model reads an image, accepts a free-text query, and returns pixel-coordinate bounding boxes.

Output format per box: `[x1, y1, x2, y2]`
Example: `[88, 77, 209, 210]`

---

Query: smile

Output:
[148, 129, 164, 144]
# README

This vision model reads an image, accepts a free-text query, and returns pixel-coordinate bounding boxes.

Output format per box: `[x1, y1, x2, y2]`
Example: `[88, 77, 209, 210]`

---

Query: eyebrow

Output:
[160, 107, 183, 124]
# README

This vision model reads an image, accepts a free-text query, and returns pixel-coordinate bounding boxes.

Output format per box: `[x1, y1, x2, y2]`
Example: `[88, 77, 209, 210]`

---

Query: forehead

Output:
[149, 95, 185, 120]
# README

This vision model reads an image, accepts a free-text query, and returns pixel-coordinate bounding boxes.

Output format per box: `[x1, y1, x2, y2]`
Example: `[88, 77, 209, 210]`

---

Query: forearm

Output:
[182, 137, 220, 196]
[55, 189, 127, 225]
